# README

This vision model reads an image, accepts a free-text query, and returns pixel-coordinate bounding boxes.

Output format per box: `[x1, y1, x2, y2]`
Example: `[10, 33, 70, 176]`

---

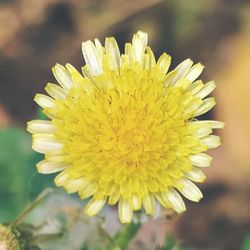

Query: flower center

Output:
[52, 65, 205, 198]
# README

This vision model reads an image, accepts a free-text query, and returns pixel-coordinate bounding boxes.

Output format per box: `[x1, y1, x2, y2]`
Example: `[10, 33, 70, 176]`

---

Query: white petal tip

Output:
[177, 179, 203, 202]
[36, 160, 66, 174]
[189, 153, 212, 168]
[118, 199, 133, 223]
[84, 198, 106, 217]
[166, 189, 186, 214]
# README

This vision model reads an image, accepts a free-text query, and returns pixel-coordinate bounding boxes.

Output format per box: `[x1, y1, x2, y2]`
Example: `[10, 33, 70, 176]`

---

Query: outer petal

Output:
[118, 199, 133, 223]
[52, 64, 72, 90]
[36, 160, 67, 174]
[64, 177, 89, 193]
[196, 120, 225, 129]
[157, 53, 171, 74]
[194, 98, 216, 117]
[45, 83, 67, 100]
[27, 120, 56, 134]
[187, 122, 212, 138]
[189, 153, 212, 167]
[195, 81, 216, 99]
[108, 188, 120, 205]
[131, 194, 142, 211]
[165, 188, 186, 213]
[146, 47, 156, 68]
[201, 135, 221, 149]
[186, 63, 204, 82]
[186, 80, 204, 94]
[54, 171, 69, 186]
[132, 31, 148, 62]
[34, 94, 55, 109]
[143, 193, 156, 215]
[105, 37, 120, 69]
[171, 59, 193, 84]
[82, 40, 103, 75]
[79, 183, 98, 199]
[84, 197, 106, 217]
[185, 167, 206, 183]
[155, 192, 170, 208]
[32, 136, 63, 154]
[176, 178, 203, 202]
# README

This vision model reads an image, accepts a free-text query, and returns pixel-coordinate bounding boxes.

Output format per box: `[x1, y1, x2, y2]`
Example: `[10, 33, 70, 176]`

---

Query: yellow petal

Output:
[132, 31, 148, 62]
[27, 120, 56, 134]
[118, 199, 133, 223]
[105, 37, 120, 69]
[146, 47, 156, 68]
[131, 194, 142, 211]
[143, 193, 156, 215]
[194, 98, 216, 117]
[187, 122, 212, 138]
[82, 40, 102, 75]
[36, 160, 67, 174]
[155, 192, 170, 208]
[34, 94, 55, 109]
[176, 178, 203, 202]
[185, 168, 206, 183]
[45, 154, 67, 163]
[157, 53, 171, 74]
[195, 81, 216, 99]
[201, 135, 221, 149]
[45, 83, 67, 100]
[81, 64, 95, 78]
[79, 182, 97, 199]
[108, 189, 120, 205]
[197, 120, 225, 129]
[172, 58, 193, 84]
[186, 63, 204, 82]
[186, 80, 204, 94]
[32, 136, 63, 154]
[52, 64, 72, 89]
[189, 153, 212, 167]
[65, 177, 88, 193]
[165, 188, 186, 213]
[84, 197, 106, 217]
[54, 171, 69, 186]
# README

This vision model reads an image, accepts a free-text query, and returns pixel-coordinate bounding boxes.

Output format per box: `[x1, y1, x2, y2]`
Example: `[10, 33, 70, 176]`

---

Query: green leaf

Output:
[0, 127, 54, 222]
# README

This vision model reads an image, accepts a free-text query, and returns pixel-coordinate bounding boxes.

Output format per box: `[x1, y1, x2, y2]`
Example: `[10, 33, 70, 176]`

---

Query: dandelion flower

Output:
[27, 31, 224, 223]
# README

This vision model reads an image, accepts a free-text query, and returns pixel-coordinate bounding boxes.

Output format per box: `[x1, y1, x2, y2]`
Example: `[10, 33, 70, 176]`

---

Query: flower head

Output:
[27, 31, 224, 223]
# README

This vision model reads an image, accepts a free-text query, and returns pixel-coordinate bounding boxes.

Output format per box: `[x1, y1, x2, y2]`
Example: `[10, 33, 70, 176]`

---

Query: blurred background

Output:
[0, 0, 250, 249]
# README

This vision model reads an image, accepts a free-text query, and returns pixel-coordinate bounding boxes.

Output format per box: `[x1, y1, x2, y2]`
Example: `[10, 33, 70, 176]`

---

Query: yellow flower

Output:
[27, 31, 224, 223]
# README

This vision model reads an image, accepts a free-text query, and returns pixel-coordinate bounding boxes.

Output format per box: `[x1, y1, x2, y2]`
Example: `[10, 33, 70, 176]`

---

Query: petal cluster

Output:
[27, 31, 224, 223]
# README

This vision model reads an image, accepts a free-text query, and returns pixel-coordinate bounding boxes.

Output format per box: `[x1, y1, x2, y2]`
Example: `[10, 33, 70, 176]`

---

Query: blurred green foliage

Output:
[80, 230, 195, 250]
[242, 234, 250, 250]
[164, 234, 195, 250]
[0, 126, 54, 222]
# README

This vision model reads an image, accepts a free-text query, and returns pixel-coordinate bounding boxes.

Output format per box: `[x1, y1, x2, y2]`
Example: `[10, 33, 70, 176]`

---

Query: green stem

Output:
[10, 188, 53, 229]
[107, 222, 141, 250]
